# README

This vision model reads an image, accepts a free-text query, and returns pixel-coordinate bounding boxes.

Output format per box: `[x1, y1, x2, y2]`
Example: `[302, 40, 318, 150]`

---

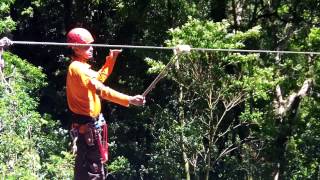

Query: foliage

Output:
[1, 0, 320, 179]
[108, 156, 134, 178]
[0, 53, 71, 179]
[43, 151, 74, 179]
[145, 18, 275, 179]
[0, 0, 16, 34]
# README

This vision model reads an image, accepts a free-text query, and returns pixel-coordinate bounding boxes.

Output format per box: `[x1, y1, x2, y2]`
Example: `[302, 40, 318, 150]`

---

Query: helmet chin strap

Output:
[72, 54, 89, 62]
[87, 57, 96, 64]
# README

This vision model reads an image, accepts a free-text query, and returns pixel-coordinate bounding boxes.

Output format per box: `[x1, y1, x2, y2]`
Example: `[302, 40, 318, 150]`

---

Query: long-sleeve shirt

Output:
[97, 54, 116, 83]
[66, 60, 129, 118]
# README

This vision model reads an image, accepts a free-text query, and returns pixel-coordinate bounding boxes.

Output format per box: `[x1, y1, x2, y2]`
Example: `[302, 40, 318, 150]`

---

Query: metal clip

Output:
[95, 113, 106, 129]
[70, 128, 79, 154]
[70, 127, 78, 140]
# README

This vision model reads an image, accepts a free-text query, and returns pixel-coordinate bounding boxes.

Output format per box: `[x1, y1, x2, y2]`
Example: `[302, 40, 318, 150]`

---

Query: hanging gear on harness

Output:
[70, 113, 109, 163]
[70, 126, 79, 155]
[95, 113, 108, 163]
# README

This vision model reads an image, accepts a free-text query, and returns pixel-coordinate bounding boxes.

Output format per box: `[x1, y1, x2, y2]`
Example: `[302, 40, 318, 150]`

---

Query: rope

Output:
[12, 40, 320, 55]
[142, 54, 178, 97]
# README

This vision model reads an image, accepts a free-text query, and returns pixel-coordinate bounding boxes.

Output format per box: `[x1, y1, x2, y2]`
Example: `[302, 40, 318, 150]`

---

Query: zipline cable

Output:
[12, 40, 320, 96]
[11, 41, 320, 55]
[190, 48, 320, 55]
[9, 40, 320, 97]
[12, 41, 174, 50]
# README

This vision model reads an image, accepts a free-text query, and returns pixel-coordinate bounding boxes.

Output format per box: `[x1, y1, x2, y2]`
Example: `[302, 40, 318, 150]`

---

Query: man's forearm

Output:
[90, 78, 130, 107]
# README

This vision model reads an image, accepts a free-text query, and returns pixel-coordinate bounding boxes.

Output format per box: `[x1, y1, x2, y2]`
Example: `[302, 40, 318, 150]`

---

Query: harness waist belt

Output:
[72, 113, 98, 124]
[72, 123, 90, 134]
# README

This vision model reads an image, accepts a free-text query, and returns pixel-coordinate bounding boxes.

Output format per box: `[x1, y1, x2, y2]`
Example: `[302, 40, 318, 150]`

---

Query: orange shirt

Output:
[97, 54, 116, 82]
[66, 60, 129, 118]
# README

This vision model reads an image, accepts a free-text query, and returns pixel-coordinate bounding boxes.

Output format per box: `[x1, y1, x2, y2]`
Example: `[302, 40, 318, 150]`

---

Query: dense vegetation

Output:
[1, 0, 320, 179]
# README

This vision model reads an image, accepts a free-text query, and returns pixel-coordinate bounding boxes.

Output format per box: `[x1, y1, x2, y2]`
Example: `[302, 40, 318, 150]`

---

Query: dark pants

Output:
[74, 133, 105, 180]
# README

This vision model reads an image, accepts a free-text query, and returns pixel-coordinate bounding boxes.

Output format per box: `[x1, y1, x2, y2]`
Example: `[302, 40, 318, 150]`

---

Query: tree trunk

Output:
[273, 79, 312, 179]
[231, 0, 244, 31]
[205, 139, 211, 180]
[210, 0, 227, 21]
[205, 90, 214, 180]
[63, 0, 72, 30]
[177, 61, 190, 180]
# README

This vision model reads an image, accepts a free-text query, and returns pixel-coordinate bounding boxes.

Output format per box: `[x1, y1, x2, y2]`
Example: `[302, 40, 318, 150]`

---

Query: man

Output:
[66, 27, 145, 180]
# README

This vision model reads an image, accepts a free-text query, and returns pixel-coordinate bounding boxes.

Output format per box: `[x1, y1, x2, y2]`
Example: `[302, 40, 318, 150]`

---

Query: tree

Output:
[0, 51, 72, 179]
[3, 0, 320, 179]
[0, 1, 73, 178]
[145, 18, 277, 179]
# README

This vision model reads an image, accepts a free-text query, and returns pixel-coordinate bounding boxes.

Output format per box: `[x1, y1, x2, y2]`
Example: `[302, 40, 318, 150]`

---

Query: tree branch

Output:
[274, 78, 312, 119]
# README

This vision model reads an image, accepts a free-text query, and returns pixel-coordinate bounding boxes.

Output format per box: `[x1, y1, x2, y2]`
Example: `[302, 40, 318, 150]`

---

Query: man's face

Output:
[73, 45, 93, 61]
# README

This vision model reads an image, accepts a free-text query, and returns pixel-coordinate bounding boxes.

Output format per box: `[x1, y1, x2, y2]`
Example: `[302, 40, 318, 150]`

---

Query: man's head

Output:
[67, 28, 94, 61]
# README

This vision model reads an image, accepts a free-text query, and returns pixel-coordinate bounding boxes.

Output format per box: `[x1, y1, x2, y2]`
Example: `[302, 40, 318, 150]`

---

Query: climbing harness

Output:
[70, 113, 109, 163]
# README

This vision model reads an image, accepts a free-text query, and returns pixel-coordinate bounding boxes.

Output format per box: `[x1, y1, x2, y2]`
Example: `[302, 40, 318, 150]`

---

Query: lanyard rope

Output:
[142, 54, 178, 97]
[11, 40, 320, 55]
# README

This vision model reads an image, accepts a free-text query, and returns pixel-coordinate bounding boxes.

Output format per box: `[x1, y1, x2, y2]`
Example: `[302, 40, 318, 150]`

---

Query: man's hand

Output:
[129, 95, 146, 106]
[108, 49, 122, 60]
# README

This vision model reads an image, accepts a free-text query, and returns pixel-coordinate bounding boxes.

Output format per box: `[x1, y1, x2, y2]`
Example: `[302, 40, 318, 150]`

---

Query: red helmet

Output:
[67, 28, 94, 44]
